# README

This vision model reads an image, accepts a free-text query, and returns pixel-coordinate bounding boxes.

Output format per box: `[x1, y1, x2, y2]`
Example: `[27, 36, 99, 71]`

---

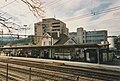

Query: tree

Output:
[21, 0, 45, 19]
[5, 0, 45, 19]
[1, 0, 45, 33]
[0, 0, 45, 46]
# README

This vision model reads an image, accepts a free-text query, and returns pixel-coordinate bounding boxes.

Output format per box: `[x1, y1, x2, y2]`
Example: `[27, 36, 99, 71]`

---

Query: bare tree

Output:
[21, 0, 45, 19]
[4, 0, 45, 19]
[0, 0, 45, 46]
[0, 13, 21, 33]
[0, 14, 17, 46]
[1, 0, 45, 33]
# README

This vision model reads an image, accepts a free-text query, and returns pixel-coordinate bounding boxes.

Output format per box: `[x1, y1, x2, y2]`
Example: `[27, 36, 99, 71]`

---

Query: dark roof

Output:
[46, 32, 70, 45]
[1, 44, 109, 49]
[54, 34, 69, 45]
[47, 32, 59, 39]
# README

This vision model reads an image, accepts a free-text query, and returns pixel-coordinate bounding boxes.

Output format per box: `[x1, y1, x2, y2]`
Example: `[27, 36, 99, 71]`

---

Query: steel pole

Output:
[6, 64, 8, 81]
[29, 67, 31, 81]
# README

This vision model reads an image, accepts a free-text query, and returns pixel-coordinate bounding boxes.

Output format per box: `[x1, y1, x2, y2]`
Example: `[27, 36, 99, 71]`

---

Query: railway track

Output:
[0, 70, 25, 81]
[0, 57, 120, 81]
[0, 63, 78, 81]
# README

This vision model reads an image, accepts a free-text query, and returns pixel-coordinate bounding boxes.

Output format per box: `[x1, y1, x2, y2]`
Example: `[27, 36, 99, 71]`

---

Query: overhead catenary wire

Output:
[0, 0, 22, 39]
[50, 0, 73, 9]
[0, 0, 20, 22]
[64, 5, 120, 22]
[0, 0, 30, 29]
[45, 0, 63, 7]
[0, 0, 16, 9]
[45, 0, 120, 22]
[45, 0, 59, 5]
[10, 0, 32, 18]
[91, 0, 96, 15]
[72, 16, 120, 35]
[1, 0, 33, 21]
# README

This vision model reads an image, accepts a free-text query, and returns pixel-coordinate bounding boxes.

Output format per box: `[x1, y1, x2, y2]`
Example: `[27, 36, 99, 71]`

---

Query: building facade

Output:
[34, 18, 69, 45]
[85, 30, 107, 44]
[116, 36, 120, 57]
[69, 27, 108, 44]
[107, 36, 120, 57]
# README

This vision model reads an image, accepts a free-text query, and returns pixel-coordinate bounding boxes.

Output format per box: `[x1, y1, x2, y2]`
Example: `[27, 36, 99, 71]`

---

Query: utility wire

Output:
[45, 0, 59, 5]
[52, 0, 73, 9]
[46, 0, 63, 7]
[64, 5, 120, 21]
[0, 0, 16, 9]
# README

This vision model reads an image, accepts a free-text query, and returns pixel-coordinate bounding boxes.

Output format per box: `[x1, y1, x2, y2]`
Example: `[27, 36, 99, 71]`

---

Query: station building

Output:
[1, 43, 114, 64]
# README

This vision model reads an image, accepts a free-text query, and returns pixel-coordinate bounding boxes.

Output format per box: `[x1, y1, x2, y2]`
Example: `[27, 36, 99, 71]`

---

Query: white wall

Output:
[107, 37, 115, 48]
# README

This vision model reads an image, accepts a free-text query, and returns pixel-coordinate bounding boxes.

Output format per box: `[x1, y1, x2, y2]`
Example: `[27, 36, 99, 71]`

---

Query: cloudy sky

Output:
[0, 0, 120, 36]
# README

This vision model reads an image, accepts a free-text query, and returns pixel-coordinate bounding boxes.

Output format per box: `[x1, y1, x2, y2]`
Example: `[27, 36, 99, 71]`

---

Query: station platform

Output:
[0, 56, 120, 72]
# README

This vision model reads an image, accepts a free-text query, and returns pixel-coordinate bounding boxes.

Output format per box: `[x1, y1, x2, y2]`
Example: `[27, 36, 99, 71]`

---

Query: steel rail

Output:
[0, 58, 120, 81]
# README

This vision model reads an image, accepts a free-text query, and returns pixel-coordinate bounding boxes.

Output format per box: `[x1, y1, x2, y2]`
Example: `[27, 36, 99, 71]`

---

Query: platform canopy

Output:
[0, 44, 109, 49]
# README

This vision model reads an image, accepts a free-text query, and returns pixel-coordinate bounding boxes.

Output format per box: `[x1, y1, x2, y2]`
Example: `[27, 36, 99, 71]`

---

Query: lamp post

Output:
[23, 25, 27, 37]
[20, 25, 30, 45]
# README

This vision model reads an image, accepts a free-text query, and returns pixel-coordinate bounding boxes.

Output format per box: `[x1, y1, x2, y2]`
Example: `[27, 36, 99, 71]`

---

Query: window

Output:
[49, 41, 51, 45]
[52, 22, 60, 25]
[52, 26, 60, 28]
[44, 42, 45, 45]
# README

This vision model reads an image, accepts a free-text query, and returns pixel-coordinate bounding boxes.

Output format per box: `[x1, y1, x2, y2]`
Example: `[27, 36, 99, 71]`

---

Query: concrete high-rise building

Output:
[77, 27, 86, 44]
[34, 18, 69, 45]
[85, 30, 107, 44]
[69, 27, 108, 44]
